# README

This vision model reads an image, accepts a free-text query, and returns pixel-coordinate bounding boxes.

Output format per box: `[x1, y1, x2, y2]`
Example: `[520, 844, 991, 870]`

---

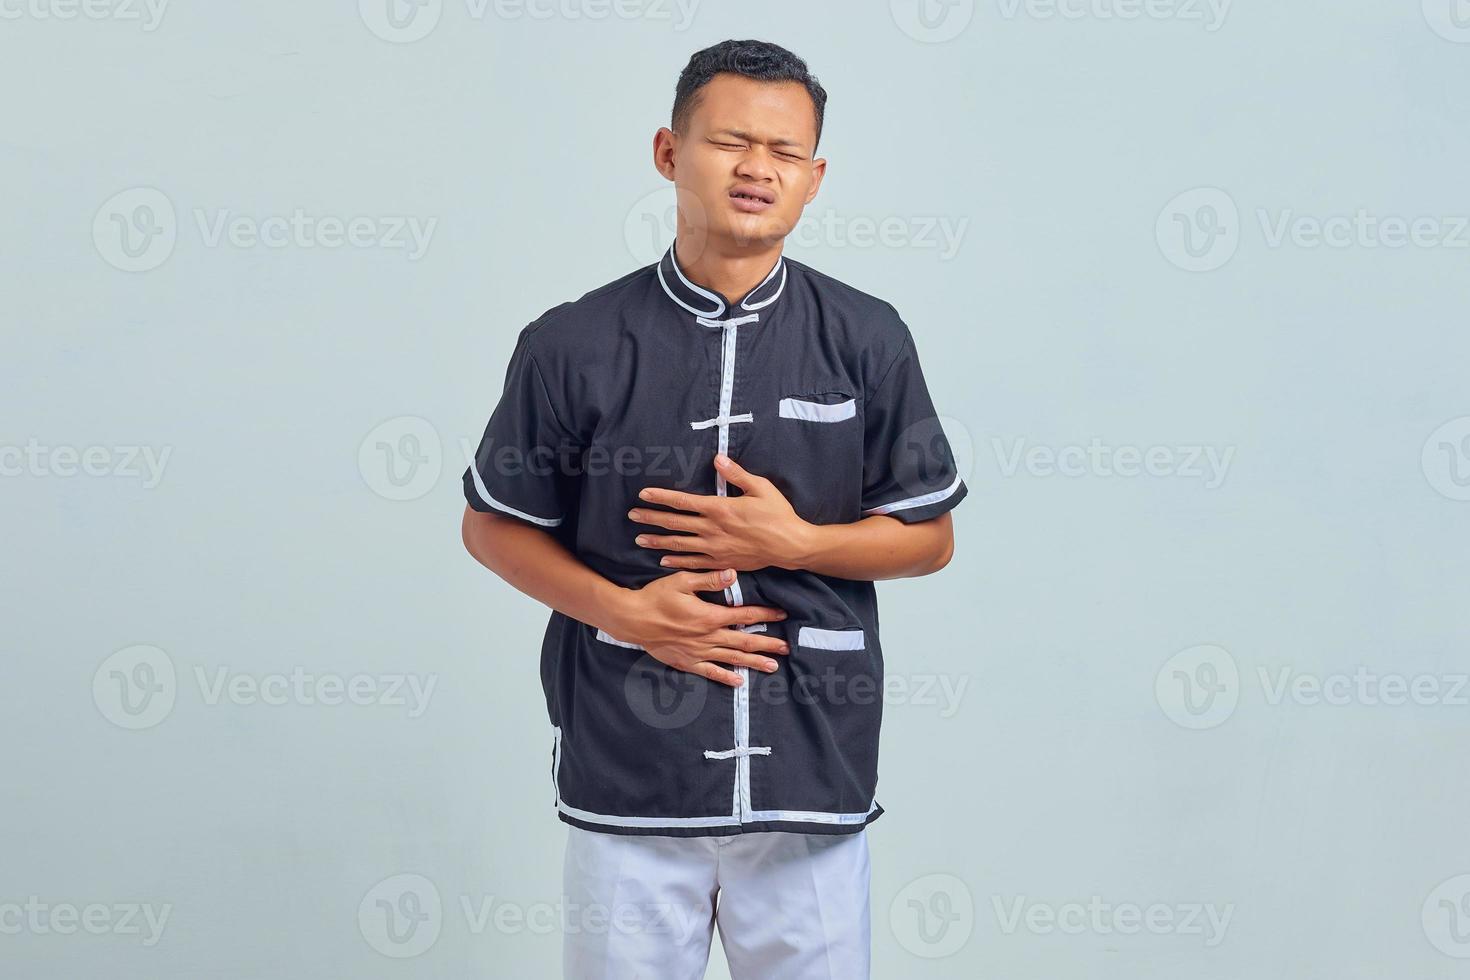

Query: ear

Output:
[653, 127, 678, 181]
[803, 156, 827, 205]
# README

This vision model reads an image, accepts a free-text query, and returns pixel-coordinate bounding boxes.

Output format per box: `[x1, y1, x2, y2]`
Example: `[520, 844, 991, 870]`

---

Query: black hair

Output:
[671, 39, 828, 151]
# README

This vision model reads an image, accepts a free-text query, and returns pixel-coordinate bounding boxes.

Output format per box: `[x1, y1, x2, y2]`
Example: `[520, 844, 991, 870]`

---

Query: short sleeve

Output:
[462, 326, 581, 528]
[860, 324, 969, 523]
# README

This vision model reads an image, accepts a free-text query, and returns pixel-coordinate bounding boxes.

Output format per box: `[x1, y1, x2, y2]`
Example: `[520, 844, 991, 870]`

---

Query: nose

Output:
[733, 146, 777, 184]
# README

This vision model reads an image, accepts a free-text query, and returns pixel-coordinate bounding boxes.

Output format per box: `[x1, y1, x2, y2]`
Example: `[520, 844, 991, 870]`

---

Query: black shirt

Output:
[463, 241, 968, 837]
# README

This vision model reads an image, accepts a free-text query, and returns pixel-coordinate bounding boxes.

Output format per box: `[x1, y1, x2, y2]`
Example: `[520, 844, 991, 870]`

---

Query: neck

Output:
[673, 233, 783, 307]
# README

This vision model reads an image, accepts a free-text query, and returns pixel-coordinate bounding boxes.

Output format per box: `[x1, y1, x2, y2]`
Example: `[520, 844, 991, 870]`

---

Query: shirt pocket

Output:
[795, 626, 866, 651]
[777, 388, 858, 424]
[765, 385, 863, 524]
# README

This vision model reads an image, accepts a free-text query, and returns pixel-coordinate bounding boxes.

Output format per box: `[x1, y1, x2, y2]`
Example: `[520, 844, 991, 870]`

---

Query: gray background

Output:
[4, 0, 1470, 977]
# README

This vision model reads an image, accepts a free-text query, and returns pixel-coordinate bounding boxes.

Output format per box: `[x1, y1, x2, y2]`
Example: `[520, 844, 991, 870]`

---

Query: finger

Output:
[679, 568, 736, 593]
[704, 647, 782, 673]
[689, 659, 744, 687]
[714, 454, 770, 494]
[713, 629, 791, 656]
[628, 507, 708, 534]
[658, 553, 719, 569]
[635, 533, 704, 553]
[638, 486, 712, 514]
[714, 604, 789, 627]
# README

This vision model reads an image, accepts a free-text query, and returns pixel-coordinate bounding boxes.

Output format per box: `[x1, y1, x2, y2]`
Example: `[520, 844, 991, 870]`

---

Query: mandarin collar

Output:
[655, 239, 788, 322]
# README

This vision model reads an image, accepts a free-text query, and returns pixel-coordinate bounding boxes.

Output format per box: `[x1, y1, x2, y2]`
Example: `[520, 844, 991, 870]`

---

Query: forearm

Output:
[461, 505, 632, 636]
[783, 511, 954, 581]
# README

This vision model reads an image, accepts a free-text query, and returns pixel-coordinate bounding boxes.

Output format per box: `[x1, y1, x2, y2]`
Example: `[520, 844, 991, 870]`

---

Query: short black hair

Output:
[671, 39, 828, 151]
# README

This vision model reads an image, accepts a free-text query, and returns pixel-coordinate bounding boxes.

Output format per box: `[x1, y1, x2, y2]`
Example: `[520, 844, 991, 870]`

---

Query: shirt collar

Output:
[656, 239, 788, 322]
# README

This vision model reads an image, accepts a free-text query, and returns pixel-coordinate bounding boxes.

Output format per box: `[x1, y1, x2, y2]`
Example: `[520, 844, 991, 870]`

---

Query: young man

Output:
[461, 39, 967, 980]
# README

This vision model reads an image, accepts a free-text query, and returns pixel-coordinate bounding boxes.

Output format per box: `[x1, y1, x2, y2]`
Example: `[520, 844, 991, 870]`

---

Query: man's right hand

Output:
[606, 568, 790, 688]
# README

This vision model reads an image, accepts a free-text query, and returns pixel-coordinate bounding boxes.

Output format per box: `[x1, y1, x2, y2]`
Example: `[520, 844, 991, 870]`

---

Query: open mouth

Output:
[729, 186, 775, 212]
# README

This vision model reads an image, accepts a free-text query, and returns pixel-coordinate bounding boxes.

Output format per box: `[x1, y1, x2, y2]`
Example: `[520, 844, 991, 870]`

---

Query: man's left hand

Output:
[630, 454, 811, 572]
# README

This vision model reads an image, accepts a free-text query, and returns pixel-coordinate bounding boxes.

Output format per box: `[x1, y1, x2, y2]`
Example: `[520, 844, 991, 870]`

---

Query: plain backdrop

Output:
[4, 1, 1470, 977]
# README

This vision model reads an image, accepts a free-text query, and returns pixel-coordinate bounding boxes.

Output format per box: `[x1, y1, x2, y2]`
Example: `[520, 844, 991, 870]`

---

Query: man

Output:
[461, 39, 967, 980]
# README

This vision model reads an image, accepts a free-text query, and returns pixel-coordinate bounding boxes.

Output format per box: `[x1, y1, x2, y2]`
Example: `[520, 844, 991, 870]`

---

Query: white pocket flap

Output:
[796, 626, 866, 650]
[778, 397, 857, 423]
[594, 628, 644, 650]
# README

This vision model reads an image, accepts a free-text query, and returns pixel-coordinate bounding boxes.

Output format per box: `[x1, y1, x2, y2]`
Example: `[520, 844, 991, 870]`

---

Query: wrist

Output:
[591, 579, 641, 640]
[777, 519, 824, 571]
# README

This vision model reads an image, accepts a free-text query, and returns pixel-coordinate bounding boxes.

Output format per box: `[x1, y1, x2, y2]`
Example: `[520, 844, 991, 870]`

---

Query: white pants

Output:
[561, 825, 871, 980]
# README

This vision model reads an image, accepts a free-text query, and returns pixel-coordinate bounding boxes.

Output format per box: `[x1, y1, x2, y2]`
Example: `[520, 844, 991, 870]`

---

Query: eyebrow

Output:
[710, 129, 808, 152]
